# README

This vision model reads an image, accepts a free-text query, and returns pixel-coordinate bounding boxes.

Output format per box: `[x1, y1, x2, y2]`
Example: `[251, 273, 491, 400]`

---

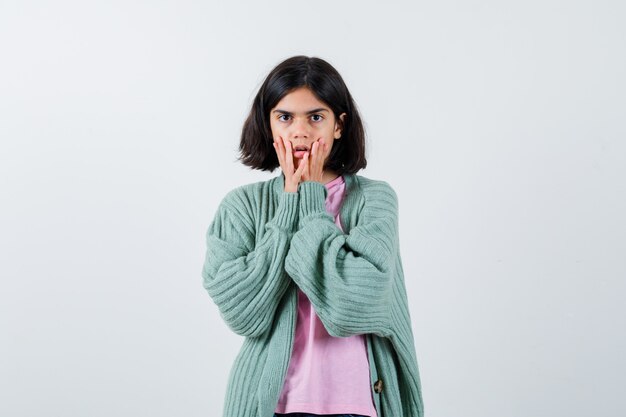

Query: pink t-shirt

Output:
[275, 175, 378, 417]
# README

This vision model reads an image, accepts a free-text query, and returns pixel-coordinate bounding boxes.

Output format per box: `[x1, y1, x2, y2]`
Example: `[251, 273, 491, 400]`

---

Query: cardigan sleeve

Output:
[284, 180, 398, 338]
[201, 188, 299, 338]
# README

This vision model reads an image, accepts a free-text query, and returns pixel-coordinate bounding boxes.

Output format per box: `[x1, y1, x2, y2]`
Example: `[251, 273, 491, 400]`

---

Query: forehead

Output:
[272, 87, 330, 112]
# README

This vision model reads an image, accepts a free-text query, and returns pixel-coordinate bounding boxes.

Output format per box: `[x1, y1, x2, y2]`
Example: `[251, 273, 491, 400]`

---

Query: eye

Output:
[278, 114, 291, 122]
[311, 114, 323, 122]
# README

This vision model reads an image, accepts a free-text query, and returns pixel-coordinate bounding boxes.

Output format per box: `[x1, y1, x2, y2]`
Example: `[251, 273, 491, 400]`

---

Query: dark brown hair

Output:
[237, 55, 367, 174]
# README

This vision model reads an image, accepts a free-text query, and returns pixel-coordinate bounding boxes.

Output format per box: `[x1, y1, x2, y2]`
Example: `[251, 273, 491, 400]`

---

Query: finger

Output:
[313, 140, 323, 174]
[296, 151, 308, 181]
[307, 141, 314, 162]
[276, 136, 287, 166]
[317, 139, 324, 163]
[284, 137, 295, 173]
[277, 136, 286, 160]
[272, 137, 281, 159]
[273, 138, 285, 172]
[302, 152, 311, 181]
[295, 151, 308, 178]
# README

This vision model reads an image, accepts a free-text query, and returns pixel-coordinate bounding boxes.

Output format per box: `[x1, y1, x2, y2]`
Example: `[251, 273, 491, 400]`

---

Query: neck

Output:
[322, 169, 341, 185]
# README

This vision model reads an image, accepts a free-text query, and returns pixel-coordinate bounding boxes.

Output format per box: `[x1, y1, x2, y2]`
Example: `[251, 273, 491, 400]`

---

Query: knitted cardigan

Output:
[201, 172, 424, 417]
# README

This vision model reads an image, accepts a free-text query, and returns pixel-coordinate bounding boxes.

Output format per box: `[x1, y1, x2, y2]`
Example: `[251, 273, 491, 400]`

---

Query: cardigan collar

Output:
[271, 171, 359, 233]
[271, 171, 357, 198]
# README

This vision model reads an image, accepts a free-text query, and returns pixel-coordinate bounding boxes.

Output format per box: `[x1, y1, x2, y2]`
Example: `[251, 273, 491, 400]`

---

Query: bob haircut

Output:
[237, 55, 367, 175]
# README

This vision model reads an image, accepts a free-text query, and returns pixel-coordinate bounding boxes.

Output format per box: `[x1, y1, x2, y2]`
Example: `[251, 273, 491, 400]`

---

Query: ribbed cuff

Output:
[272, 190, 300, 231]
[298, 181, 327, 220]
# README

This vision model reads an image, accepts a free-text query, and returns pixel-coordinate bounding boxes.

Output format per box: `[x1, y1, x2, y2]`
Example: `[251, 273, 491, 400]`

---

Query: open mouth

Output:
[292, 146, 309, 159]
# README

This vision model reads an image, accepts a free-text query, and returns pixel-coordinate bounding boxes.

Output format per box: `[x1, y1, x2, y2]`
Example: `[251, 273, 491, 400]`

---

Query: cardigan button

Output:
[373, 379, 383, 393]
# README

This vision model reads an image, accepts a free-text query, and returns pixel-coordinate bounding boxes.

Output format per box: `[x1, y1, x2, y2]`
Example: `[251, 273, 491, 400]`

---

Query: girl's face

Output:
[269, 87, 346, 169]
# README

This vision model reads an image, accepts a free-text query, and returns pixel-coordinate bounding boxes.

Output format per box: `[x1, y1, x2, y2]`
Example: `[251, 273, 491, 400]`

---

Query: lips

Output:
[293, 145, 309, 152]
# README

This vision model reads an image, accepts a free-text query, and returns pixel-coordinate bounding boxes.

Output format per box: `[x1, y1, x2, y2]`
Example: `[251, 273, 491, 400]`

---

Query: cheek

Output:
[269, 121, 283, 135]
[318, 130, 333, 151]
[322, 139, 333, 158]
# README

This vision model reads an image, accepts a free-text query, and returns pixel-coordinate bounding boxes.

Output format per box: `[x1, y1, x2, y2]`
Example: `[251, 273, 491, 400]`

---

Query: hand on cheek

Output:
[273, 136, 308, 193]
[301, 138, 328, 184]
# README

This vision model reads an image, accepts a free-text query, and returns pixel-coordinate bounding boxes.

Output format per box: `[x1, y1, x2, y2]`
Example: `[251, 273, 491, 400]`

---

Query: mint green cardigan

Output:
[201, 172, 424, 417]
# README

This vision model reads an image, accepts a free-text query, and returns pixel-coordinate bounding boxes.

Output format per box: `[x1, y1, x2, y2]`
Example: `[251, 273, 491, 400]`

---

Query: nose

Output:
[290, 117, 310, 139]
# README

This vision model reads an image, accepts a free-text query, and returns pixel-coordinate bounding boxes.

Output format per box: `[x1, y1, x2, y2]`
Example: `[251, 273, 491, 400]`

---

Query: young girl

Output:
[201, 55, 424, 417]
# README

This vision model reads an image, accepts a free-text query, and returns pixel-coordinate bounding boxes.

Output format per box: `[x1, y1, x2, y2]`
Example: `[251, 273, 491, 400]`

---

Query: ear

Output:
[334, 112, 347, 139]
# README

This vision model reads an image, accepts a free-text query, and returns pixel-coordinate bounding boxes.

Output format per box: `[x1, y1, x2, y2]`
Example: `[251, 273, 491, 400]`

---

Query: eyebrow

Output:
[271, 108, 329, 115]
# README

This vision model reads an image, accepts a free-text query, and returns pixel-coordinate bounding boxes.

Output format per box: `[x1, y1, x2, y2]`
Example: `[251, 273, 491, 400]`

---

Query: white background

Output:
[1, 1, 624, 416]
